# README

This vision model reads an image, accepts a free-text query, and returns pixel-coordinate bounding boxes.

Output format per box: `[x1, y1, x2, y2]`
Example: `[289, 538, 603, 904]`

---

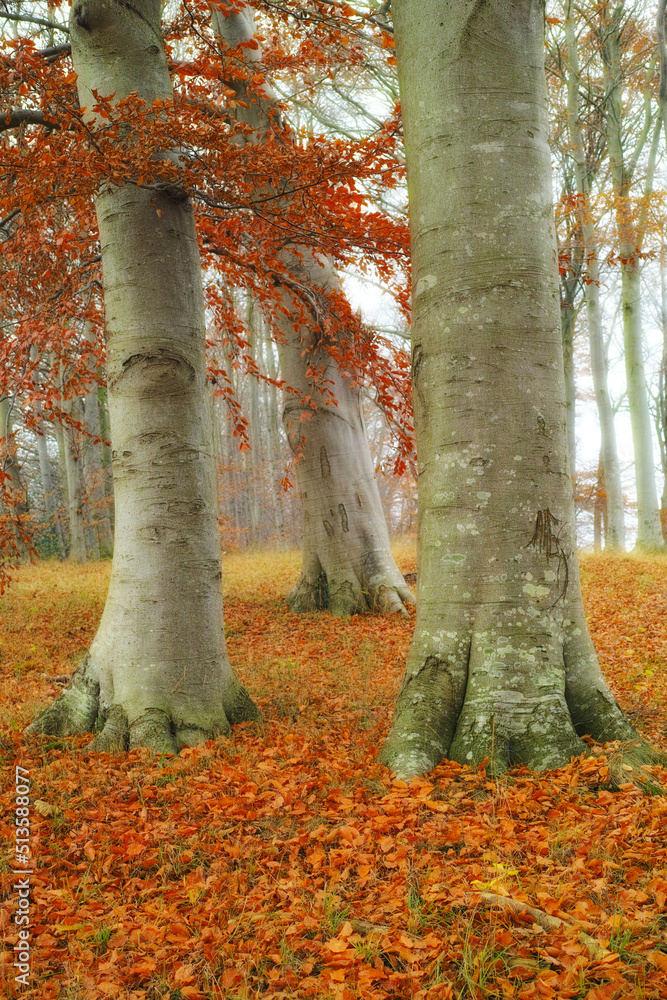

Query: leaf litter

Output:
[1, 549, 666, 999]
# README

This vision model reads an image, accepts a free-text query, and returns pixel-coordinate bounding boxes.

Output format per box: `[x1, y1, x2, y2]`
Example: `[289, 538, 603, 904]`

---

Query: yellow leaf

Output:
[33, 800, 56, 817]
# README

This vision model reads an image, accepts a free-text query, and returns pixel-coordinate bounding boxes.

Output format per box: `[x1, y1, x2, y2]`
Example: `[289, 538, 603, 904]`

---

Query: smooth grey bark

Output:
[60, 396, 89, 562]
[97, 385, 114, 529]
[27, 0, 258, 753]
[83, 390, 114, 556]
[244, 301, 263, 545]
[0, 395, 30, 561]
[212, 3, 413, 615]
[564, 12, 625, 550]
[601, 8, 663, 551]
[276, 252, 415, 615]
[593, 454, 606, 553]
[261, 328, 288, 548]
[30, 347, 65, 553]
[658, 0, 667, 149]
[560, 296, 577, 479]
[380, 0, 639, 779]
[34, 414, 64, 552]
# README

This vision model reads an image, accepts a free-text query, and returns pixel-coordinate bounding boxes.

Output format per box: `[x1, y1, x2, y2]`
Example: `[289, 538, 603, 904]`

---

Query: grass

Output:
[0, 546, 666, 1000]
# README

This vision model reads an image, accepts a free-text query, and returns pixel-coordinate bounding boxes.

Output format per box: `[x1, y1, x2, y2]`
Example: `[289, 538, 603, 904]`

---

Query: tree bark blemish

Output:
[114, 351, 196, 397]
[319, 445, 331, 479]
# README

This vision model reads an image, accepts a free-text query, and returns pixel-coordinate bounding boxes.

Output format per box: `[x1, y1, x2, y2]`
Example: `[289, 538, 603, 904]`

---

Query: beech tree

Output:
[380, 0, 641, 778]
[0, 393, 30, 562]
[213, 3, 414, 615]
[27, 0, 259, 751]
[559, 5, 626, 549]
[599, 0, 663, 551]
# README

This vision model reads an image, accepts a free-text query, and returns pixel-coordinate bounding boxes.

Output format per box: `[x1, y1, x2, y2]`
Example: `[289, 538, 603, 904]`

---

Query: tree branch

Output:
[38, 43, 72, 62]
[0, 12, 69, 34]
[0, 109, 60, 133]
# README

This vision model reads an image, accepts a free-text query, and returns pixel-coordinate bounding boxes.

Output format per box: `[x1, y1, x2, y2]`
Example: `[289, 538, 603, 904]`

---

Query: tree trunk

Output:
[593, 454, 606, 554]
[380, 0, 639, 778]
[563, 12, 625, 549]
[211, 3, 413, 615]
[97, 385, 114, 531]
[60, 397, 89, 562]
[84, 390, 114, 556]
[27, 0, 257, 753]
[602, 10, 663, 551]
[34, 410, 65, 555]
[620, 264, 663, 549]
[560, 300, 577, 479]
[277, 252, 415, 615]
[30, 346, 66, 554]
[245, 301, 263, 546]
[0, 395, 30, 561]
[262, 328, 288, 548]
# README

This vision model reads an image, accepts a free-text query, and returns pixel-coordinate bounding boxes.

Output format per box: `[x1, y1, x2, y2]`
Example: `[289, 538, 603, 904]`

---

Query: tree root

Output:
[25, 656, 98, 737]
[478, 892, 610, 960]
[89, 704, 129, 752]
[289, 570, 414, 617]
[25, 654, 261, 755]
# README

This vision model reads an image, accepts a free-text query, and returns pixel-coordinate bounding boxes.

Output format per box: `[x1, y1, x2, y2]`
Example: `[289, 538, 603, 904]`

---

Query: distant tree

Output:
[597, 0, 663, 551]
[548, 2, 627, 549]
[0, 393, 30, 562]
[380, 0, 642, 778]
[213, 4, 414, 615]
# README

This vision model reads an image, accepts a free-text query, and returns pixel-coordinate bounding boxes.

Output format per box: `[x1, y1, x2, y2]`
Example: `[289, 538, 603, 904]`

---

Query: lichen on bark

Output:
[379, 0, 647, 778]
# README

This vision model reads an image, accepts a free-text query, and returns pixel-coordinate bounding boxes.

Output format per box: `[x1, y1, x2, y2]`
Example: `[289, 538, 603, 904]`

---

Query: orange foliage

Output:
[0, 0, 412, 462]
[1, 551, 666, 999]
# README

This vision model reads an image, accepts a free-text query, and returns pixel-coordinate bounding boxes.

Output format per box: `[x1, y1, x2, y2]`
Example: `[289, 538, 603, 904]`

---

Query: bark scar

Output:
[73, 4, 90, 30]
[320, 445, 331, 479]
[461, 0, 492, 48]
[114, 0, 163, 45]
[525, 508, 569, 606]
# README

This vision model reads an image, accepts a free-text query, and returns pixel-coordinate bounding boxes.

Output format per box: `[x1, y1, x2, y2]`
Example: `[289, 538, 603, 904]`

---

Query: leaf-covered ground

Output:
[1, 547, 666, 1000]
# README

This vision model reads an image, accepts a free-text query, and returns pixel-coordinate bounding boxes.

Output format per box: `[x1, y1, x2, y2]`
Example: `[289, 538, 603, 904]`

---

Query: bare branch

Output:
[38, 43, 72, 62]
[0, 108, 60, 133]
[0, 11, 69, 34]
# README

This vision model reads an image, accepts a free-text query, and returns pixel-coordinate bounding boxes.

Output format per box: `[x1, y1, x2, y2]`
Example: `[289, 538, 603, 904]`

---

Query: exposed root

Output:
[289, 571, 328, 612]
[223, 683, 262, 726]
[289, 570, 414, 617]
[25, 654, 261, 757]
[89, 704, 129, 752]
[25, 656, 99, 737]
[478, 892, 611, 961]
[129, 709, 179, 755]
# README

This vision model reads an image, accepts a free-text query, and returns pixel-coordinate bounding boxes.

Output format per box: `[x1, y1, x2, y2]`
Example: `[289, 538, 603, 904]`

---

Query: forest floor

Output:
[1, 546, 667, 1000]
